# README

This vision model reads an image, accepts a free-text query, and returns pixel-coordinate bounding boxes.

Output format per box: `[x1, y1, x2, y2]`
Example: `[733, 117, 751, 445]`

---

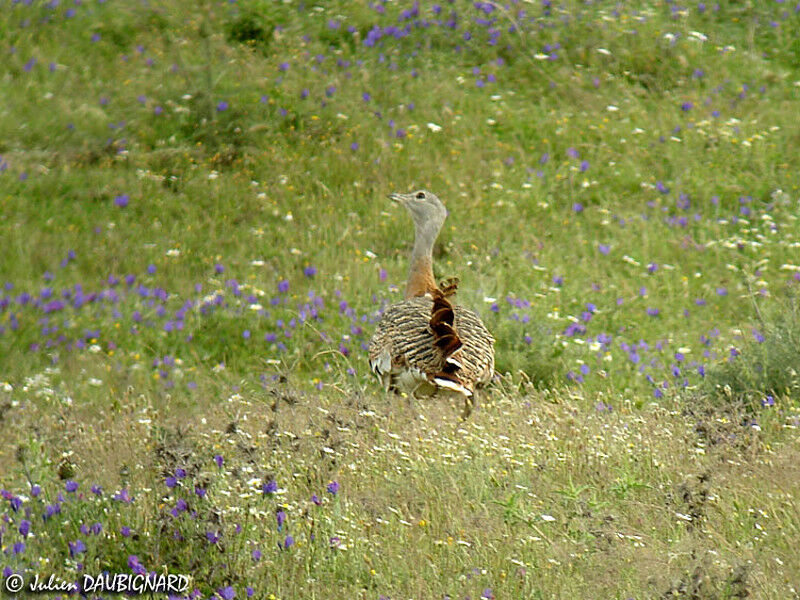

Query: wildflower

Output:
[19, 519, 31, 537]
[283, 535, 295, 549]
[65, 480, 78, 493]
[304, 266, 317, 278]
[327, 481, 340, 495]
[114, 194, 129, 208]
[598, 244, 610, 255]
[128, 555, 146, 575]
[311, 494, 322, 506]
[68, 539, 87, 558]
[277, 280, 289, 293]
[762, 395, 775, 407]
[206, 531, 221, 544]
[120, 526, 132, 537]
[646, 308, 660, 317]
[165, 476, 178, 489]
[218, 586, 236, 600]
[262, 480, 278, 496]
[572, 202, 584, 213]
[214, 455, 224, 468]
[114, 488, 133, 503]
[251, 548, 262, 562]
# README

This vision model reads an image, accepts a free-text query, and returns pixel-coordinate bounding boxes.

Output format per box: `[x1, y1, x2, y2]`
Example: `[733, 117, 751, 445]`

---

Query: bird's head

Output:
[388, 190, 447, 232]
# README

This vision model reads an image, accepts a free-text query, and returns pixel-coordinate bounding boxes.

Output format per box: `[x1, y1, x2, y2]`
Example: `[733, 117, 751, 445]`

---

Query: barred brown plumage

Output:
[368, 190, 495, 414]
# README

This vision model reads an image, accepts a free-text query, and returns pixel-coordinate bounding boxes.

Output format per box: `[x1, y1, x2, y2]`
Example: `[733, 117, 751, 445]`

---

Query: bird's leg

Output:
[460, 391, 478, 420]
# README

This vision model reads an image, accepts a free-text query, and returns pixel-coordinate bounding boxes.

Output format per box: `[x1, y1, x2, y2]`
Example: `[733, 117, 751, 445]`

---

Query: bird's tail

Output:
[428, 286, 471, 396]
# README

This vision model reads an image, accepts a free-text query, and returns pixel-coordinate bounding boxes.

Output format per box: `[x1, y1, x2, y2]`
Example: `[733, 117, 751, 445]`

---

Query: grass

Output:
[1, 0, 800, 598]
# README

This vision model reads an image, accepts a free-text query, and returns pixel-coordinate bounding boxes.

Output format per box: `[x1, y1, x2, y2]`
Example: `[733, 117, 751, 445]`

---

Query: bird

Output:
[368, 190, 495, 415]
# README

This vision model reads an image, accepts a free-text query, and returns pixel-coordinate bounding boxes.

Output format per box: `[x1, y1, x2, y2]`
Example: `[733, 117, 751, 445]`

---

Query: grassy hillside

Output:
[1, 1, 800, 598]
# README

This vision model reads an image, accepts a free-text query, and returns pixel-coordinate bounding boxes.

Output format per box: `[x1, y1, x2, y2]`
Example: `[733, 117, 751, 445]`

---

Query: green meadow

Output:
[1, 1, 800, 598]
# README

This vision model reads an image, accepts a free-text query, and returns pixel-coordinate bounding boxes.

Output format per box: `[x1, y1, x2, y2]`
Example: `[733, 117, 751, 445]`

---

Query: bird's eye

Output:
[415, 192, 425, 199]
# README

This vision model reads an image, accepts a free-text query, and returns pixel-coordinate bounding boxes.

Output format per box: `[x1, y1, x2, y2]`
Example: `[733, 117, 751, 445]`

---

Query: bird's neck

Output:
[405, 222, 439, 299]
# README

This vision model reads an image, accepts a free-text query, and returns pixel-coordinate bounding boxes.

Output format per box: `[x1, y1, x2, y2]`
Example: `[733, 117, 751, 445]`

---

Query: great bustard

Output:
[368, 190, 495, 414]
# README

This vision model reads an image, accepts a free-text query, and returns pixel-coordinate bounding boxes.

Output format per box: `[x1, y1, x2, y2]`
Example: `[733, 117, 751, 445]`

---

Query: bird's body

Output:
[369, 295, 495, 397]
[368, 190, 495, 410]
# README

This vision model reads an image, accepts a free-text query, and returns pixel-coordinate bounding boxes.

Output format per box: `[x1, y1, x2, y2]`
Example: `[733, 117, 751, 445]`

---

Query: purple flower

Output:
[113, 488, 133, 503]
[216, 101, 229, 112]
[646, 307, 660, 317]
[65, 480, 78, 493]
[327, 481, 340, 495]
[214, 455, 223, 468]
[251, 548, 262, 562]
[262, 480, 278, 495]
[276, 509, 286, 530]
[572, 202, 584, 213]
[147, 264, 157, 275]
[304, 266, 317, 278]
[165, 476, 178, 489]
[120, 526, 132, 537]
[128, 555, 146, 575]
[598, 244, 610, 255]
[68, 539, 87, 558]
[218, 586, 236, 600]
[579, 160, 590, 172]
[283, 535, 295, 549]
[277, 279, 289, 293]
[311, 494, 322, 506]
[206, 531, 221, 544]
[278, 62, 289, 72]
[114, 194, 129, 208]
[762, 395, 775, 407]
[19, 519, 31, 537]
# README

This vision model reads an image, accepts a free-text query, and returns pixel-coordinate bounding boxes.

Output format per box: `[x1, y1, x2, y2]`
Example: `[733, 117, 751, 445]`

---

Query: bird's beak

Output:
[388, 192, 407, 205]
